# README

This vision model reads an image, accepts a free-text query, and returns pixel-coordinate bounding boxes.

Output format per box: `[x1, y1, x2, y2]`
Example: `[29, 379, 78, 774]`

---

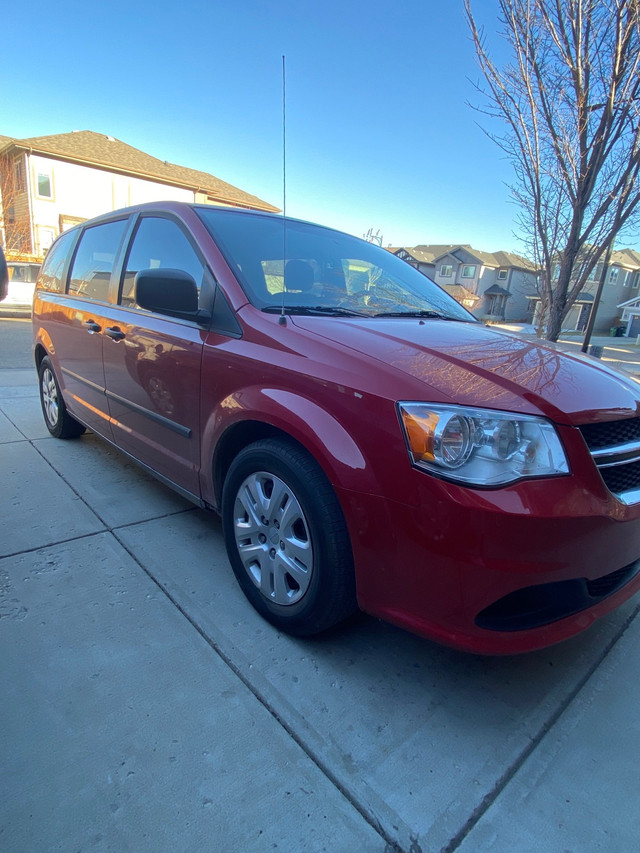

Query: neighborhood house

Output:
[0, 130, 278, 263]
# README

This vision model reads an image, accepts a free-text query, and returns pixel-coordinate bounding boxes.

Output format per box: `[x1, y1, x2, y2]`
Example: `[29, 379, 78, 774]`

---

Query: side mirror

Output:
[134, 268, 206, 320]
[0, 245, 8, 302]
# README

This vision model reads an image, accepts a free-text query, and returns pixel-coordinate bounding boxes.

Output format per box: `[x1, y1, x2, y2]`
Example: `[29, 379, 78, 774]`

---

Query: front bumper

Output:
[339, 466, 640, 654]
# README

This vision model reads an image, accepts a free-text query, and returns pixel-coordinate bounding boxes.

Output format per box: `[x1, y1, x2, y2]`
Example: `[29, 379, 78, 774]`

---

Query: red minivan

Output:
[33, 202, 640, 653]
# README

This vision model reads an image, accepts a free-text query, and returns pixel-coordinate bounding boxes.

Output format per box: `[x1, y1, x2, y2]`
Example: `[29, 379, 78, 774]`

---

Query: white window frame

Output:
[461, 264, 476, 278]
[497, 269, 508, 280]
[608, 267, 619, 285]
[36, 170, 53, 200]
[440, 264, 453, 277]
[36, 226, 57, 256]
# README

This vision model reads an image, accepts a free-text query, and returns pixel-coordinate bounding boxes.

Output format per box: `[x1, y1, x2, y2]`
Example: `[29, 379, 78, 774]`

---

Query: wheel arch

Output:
[206, 387, 380, 510]
[34, 341, 49, 370]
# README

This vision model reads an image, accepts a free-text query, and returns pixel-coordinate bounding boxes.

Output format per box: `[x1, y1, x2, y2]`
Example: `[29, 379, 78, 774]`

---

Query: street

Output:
[0, 317, 32, 369]
[2, 318, 640, 852]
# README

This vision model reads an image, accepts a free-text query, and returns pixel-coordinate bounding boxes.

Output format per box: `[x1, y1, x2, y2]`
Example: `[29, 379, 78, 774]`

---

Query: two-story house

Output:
[528, 248, 640, 333]
[392, 244, 537, 322]
[0, 130, 278, 261]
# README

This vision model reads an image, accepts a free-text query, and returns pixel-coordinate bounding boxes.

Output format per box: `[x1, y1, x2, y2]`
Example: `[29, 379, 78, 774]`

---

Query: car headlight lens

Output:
[398, 403, 569, 486]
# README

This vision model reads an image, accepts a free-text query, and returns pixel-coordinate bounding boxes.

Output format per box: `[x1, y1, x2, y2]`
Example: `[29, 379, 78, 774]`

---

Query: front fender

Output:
[201, 385, 382, 504]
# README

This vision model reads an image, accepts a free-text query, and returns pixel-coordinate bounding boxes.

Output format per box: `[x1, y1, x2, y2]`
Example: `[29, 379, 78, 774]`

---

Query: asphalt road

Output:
[0, 317, 33, 369]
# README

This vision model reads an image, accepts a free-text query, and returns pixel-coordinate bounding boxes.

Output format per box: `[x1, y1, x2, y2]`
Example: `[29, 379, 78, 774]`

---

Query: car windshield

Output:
[196, 208, 475, 322]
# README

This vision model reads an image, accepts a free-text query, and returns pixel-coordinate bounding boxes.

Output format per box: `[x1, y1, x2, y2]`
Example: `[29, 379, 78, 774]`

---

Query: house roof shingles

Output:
[403, 243, 537, 271]
[0, 130, 278, 212]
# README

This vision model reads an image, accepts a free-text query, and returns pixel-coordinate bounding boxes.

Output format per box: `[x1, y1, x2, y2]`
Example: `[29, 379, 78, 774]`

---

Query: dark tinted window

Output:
[69, 220, 128, 301]
[121, 217, 204, 309]
[197, 208, 475, 321]
[36, 230, 76, 293]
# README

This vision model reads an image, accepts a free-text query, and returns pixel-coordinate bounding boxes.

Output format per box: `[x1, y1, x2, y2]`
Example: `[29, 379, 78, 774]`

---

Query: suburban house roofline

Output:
[0, 131, 279, 213]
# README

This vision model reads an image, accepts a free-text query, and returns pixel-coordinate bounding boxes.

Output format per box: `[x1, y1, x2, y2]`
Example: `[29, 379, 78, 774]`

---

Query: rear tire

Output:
[38, 356, 86, 439]
[221, 438, 357, 636]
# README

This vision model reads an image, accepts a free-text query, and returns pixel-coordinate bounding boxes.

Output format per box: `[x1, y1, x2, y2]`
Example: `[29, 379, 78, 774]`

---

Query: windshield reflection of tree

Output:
[343, 268, 450, 315]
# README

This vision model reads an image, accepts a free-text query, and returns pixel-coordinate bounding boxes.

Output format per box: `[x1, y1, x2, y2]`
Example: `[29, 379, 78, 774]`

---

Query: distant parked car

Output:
[31, 202, 640, 653]
[0, 261, 41, 309]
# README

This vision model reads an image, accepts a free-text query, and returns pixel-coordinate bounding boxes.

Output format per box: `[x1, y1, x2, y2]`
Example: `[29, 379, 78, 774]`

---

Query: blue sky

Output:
[3, 0, 532, 251]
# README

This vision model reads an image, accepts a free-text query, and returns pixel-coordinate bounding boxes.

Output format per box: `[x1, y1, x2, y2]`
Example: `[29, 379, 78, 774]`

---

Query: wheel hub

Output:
[233, 471, 313, 606]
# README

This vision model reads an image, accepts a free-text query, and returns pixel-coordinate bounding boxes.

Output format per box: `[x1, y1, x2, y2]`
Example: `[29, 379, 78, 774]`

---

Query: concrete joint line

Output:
[441, 600, 640, 853]
[112, 527, 416, 852]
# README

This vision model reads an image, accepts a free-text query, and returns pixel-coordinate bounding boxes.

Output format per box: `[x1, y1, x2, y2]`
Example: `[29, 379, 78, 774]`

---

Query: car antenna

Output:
[279, 55, 287, 326]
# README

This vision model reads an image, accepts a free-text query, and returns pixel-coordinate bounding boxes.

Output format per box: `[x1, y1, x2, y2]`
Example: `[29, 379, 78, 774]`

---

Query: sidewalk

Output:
[557, 333, 640, 376]
[494, 322, 640, 376]
[2, 364, 640, 852]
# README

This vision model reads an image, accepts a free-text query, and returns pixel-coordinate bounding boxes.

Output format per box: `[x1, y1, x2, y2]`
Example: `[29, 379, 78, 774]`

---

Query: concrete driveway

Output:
[2, 318, 640, 852]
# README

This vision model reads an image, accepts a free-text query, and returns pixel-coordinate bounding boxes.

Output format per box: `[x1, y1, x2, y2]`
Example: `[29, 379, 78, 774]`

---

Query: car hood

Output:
[291, 317, 640, 425]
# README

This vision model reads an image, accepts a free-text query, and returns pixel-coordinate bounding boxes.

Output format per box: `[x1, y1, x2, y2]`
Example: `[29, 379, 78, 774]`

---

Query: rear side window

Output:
[121, 217, 204, 308]
[69, 219, 128, 302]
[37, 230, 76, 293]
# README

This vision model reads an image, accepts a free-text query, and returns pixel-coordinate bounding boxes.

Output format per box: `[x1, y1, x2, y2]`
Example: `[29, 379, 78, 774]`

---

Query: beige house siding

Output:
[28, 153, 195, 254]
[0, 130, 278, 261]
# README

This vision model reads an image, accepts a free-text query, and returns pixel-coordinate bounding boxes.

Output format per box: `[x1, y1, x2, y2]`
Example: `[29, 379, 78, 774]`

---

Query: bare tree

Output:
[0, 152, 32, 258]
[465, 0, 640, 341]
[363, 228, 384, 246]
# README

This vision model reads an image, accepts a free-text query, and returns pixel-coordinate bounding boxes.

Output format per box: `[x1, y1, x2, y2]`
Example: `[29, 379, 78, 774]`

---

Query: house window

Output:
[622, 270, 631, 287]
[608, 267, 619, 285]
[37, 227, 57, 255]
[497, 269, 508, 280]
[440, 264, 453, 277]
[632, 272, 640, 289]
[37, 171, 53, 199]
[461, 265, 476, 278]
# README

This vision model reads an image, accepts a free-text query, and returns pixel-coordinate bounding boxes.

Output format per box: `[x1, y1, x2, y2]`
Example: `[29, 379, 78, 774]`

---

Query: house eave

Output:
[3, 140, 280, 213]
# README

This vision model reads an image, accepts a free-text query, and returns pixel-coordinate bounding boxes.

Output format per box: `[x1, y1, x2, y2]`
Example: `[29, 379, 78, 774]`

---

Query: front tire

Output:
[38, 356, 86, 439]
[221, 438, 357, 636]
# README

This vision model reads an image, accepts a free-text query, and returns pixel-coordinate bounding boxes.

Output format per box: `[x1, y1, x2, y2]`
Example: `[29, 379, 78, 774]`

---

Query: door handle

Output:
[83, 319, 101, 333]
[104, 326, 125, 341]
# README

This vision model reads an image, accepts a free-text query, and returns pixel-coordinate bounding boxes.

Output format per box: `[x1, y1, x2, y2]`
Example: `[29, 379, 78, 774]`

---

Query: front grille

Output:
[580, 418, 640, 450]
[599, 459, 640, 495]
[579, 417, 640, 504]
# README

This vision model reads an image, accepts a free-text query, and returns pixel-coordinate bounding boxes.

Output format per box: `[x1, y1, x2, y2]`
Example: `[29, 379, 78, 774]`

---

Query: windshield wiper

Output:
[373, 310, 466, 320]
[262, 305, 368, 317]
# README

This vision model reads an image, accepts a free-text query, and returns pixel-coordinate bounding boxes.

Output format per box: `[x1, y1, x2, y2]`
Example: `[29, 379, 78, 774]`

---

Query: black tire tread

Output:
[222, 437, 357, 636]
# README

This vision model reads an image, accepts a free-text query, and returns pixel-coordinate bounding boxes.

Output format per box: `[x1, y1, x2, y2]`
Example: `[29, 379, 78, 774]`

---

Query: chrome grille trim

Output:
[616, 488, 640, 507]
[590, 440, 640, 466]
[579, 419, 640, 505]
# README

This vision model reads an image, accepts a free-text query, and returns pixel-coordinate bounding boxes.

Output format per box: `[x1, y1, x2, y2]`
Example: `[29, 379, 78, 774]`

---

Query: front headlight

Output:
[398, 403, 569, 486]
